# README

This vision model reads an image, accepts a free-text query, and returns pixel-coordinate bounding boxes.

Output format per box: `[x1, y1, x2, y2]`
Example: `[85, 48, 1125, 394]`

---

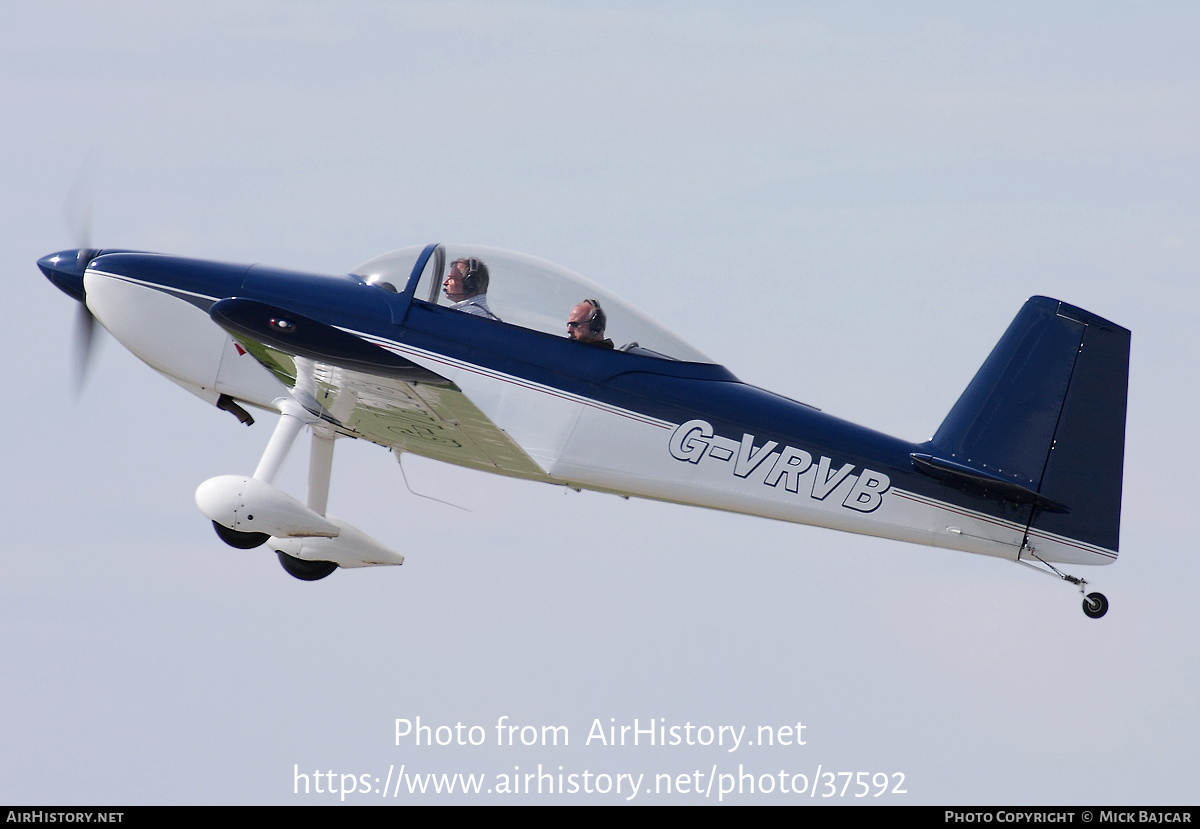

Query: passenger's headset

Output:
[582, 298, 606, 335]
[461, 257, 485, 294]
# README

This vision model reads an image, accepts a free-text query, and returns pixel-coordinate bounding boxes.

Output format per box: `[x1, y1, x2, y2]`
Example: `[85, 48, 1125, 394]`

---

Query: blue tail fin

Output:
[928, 297, 1130, 553]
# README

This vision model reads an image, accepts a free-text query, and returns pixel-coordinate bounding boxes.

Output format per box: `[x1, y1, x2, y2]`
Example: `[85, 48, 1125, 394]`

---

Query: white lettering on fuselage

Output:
[668, 419, 890, 512]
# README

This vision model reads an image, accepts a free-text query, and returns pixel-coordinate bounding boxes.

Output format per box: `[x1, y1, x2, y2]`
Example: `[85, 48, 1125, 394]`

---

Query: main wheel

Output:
[277, 551, 337, 581]
[212, 520, 270, 550]
[1083, 591, 1109, 619]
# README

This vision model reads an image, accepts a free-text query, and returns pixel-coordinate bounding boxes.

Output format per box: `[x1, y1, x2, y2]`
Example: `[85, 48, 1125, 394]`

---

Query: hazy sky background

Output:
[2, 1, 1197, 804]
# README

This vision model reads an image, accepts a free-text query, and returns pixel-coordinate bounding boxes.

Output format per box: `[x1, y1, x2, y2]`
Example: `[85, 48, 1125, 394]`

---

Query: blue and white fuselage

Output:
[38, 243, 1130, 597]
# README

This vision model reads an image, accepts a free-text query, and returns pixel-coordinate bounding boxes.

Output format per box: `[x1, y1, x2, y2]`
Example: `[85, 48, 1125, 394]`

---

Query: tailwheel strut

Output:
[1017, 542, 1108, 619]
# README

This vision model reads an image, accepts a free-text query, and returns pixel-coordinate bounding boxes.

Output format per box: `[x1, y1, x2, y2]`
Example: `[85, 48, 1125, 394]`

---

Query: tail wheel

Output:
[212, 520, 269, 550]
[1083, 592, 1109, 619]
[277, 551, 337, 581]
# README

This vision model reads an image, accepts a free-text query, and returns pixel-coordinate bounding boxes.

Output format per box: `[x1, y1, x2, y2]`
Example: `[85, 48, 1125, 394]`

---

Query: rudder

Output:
[928, 297, 1130, 555]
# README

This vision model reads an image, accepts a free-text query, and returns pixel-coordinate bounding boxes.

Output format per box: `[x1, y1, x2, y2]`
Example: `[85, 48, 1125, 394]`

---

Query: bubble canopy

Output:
[352, 244, 712, 364]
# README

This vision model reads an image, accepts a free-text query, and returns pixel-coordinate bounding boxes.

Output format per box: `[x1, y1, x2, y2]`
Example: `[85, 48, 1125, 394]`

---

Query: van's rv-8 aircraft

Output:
[39, 243, 1129, 618]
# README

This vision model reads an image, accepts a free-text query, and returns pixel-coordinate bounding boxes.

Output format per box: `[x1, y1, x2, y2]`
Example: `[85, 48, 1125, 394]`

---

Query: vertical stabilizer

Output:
[929, 297, 1130, 554]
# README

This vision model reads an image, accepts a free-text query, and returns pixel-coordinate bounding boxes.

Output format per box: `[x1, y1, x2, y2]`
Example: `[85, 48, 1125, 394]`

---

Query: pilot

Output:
[443, 257, 499, 320]
[567, 299, 614, 348]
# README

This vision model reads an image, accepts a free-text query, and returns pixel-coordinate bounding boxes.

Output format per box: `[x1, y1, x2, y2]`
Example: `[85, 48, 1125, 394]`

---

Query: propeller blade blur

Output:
[72, 300, 98, 395]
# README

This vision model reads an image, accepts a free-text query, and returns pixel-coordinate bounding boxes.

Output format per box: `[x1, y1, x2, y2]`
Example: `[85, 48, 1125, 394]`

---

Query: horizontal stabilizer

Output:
[909, 452, 1065, 511]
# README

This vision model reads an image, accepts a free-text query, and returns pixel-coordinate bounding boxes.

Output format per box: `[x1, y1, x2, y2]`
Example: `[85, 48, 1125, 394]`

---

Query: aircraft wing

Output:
[209, 298, 551, 481]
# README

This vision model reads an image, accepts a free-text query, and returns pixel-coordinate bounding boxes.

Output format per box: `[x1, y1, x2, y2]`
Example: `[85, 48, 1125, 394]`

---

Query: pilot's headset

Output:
[460, 257, 489, 295]
[583, 298, 606, 335]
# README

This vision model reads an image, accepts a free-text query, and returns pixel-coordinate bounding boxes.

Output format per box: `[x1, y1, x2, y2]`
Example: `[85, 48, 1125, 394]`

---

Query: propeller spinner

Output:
[39, 248, 101, 392]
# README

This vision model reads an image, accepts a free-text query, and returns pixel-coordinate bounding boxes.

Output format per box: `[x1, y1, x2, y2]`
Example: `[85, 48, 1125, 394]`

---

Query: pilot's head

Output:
[443, 257, 489, 303]
[567, 299, 606, 343]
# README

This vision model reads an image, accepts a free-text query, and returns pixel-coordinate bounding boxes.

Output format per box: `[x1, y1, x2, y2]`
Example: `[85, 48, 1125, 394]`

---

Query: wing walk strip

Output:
[892, 490, 1117, 560]
[349, 328, 673, 430]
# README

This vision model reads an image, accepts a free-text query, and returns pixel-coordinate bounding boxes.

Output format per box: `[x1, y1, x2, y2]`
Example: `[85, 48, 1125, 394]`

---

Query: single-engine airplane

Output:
[39, 243, 1129, 617]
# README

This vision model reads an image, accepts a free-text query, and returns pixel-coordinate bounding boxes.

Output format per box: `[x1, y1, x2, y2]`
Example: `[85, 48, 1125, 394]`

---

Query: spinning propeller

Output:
[39, 248, 101, 393]
[41, 168, 102, 394]
[70, 252, 100, 392]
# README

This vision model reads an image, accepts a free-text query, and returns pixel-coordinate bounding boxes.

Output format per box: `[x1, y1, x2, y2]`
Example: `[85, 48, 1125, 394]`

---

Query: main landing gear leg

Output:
[200, 396, 402, 577]
[210, 399, 312, 551]
[1017, 543, 1109, 619]
[274, 426, 338, 582]
[254, 399, 310, 485]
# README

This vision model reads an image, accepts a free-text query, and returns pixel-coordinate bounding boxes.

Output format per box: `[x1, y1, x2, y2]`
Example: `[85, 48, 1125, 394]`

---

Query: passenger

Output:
[443, 257, 499, 320]
[567, 299, 614, 349]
